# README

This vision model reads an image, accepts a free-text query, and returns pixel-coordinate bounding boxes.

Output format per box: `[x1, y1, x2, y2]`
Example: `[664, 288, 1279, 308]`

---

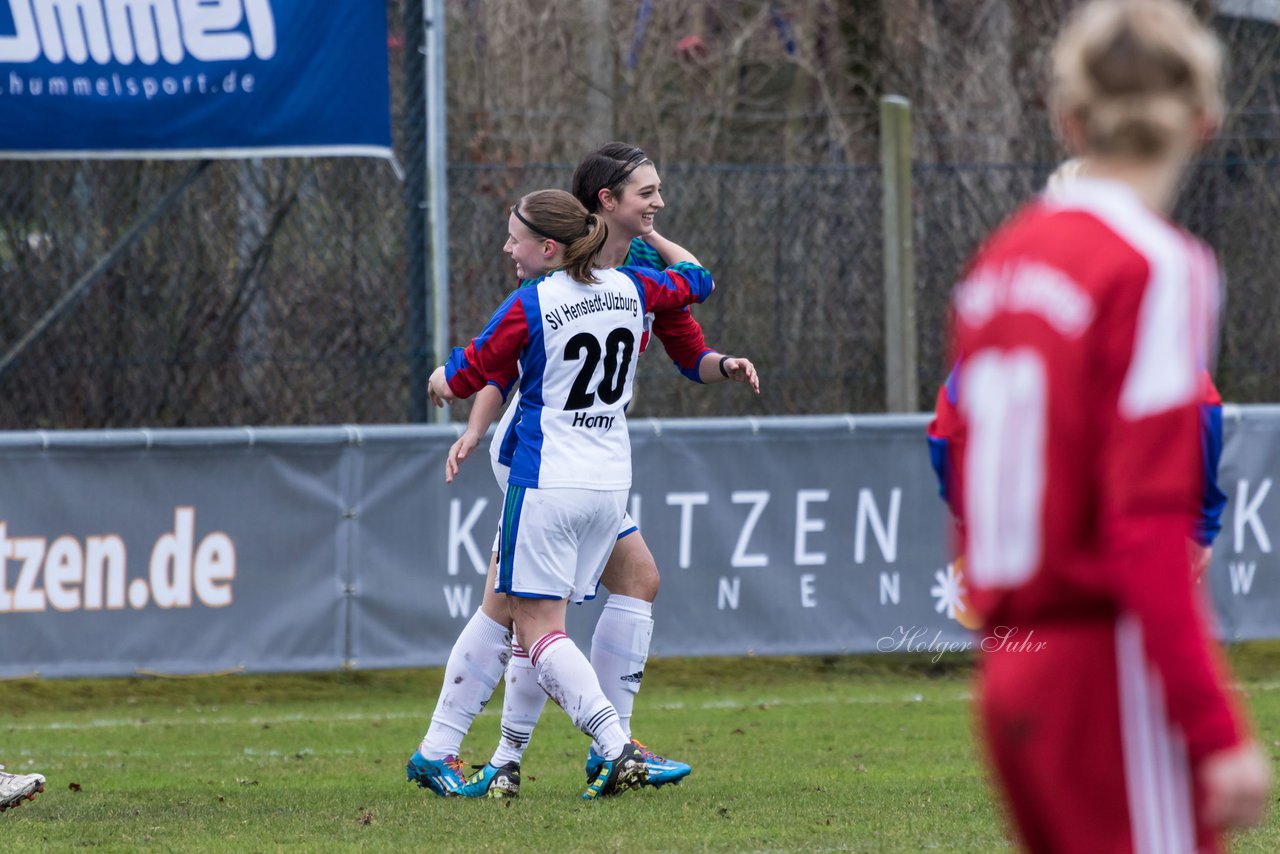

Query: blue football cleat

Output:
[455, 761, 521, 799]
[405, 750, 466, 797]
[586, 738, 690, 789]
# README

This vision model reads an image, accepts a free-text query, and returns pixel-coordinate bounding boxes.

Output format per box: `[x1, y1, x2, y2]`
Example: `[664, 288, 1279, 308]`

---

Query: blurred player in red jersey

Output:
[946, 1, 1269, 850]
[929, 156, 1228, 581]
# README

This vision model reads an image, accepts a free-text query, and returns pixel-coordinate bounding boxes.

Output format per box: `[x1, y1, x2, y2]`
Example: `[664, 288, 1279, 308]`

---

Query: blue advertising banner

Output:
[0, 0, 391, 159]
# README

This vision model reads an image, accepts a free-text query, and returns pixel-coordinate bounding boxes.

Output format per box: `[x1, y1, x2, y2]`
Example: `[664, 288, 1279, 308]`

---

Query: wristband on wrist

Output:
[718, 354, 731, 378]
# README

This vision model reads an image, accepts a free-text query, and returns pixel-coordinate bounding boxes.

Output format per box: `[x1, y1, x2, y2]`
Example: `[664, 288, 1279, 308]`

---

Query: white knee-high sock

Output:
[530, 631, 629, 760]
[489, 640, 547, 767]
[590, 594, 653, 740]
[419, 610, 511, 760]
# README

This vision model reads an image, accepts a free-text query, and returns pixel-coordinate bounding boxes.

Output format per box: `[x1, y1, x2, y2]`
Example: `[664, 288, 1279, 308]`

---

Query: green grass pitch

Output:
[3, 646, 1279, 852]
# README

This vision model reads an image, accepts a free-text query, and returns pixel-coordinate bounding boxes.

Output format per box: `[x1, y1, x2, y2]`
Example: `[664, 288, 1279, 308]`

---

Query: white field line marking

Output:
[2, 690, 976, 733]
[15, 677, 1272, 735]
[656, 691, 972, 711]
[3, 709, 427, 732]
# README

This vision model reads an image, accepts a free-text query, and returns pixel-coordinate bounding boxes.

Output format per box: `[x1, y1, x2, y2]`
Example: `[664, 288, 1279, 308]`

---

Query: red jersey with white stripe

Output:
[446, 263, 713, 490]
[951, 178, 1243, 767]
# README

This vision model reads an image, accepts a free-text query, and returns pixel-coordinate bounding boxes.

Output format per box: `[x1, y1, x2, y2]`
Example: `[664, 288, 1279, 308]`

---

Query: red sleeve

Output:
[650, 308, 713, 380]
[1201, 371, 1222, 406]
[1097, 289, 1244, 765]
[926, 369, 964, 517]
[628, 263, 714, 314]
[445, 294, 528, 399]
[483, 363, 520, 397]
[1099, 408, 1244, 764]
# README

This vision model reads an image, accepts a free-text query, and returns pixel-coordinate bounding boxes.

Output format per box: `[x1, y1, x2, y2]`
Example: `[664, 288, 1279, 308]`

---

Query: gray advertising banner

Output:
[1205, 405, 1280, 641]
[2, 408, 1277, 678]
[0, 429, 353, 677]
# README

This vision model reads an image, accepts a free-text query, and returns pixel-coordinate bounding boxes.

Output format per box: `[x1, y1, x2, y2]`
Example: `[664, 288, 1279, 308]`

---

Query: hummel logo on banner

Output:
[0, 0, 278, 66]
[621, 671, 644, 684]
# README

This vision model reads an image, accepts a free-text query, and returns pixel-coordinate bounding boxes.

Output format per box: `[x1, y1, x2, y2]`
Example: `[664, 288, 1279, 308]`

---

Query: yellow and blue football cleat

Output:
[582, 741, 649, 799]
[586, 738, 690, 789]
[455, 761, 521, 799]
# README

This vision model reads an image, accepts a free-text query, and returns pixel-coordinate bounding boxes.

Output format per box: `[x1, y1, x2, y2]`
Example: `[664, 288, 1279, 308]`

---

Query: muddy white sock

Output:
[490, 640, 547, 767]
[419, 610, 511, 759]
[530, 631, 628, 759]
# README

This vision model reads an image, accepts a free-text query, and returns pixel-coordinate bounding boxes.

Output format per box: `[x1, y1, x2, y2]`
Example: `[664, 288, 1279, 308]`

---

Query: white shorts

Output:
[489, 457, 638, 553]
[495, 486, 627, 604]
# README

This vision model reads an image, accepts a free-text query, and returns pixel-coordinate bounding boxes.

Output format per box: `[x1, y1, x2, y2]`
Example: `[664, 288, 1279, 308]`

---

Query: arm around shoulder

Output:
[643, 230, 700, 267]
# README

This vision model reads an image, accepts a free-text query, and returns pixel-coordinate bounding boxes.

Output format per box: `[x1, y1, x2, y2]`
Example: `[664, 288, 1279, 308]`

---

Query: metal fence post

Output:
[582, 0, 615, 146]
[424, 0, 450, 425]
[404, 0, 429, 423]
[404, 0, 450, 424]
[880, 95, 918, 413]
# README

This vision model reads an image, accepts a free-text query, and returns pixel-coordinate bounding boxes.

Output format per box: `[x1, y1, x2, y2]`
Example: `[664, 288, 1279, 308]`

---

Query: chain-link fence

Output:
[907, 156, 1280, 411]
[447, 162, 886, 419]
[0, 157, 409, 428]
[2, 1, 1279, 430]
[6, 153, 1277, 429]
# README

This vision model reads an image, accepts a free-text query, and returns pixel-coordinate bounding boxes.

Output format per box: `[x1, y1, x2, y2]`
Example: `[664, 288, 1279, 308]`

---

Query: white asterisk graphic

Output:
[930, 563, 970, 621]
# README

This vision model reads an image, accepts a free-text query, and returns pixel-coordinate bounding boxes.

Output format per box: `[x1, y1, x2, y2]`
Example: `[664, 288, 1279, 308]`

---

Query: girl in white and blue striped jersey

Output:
[424, 189, 713, 799]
